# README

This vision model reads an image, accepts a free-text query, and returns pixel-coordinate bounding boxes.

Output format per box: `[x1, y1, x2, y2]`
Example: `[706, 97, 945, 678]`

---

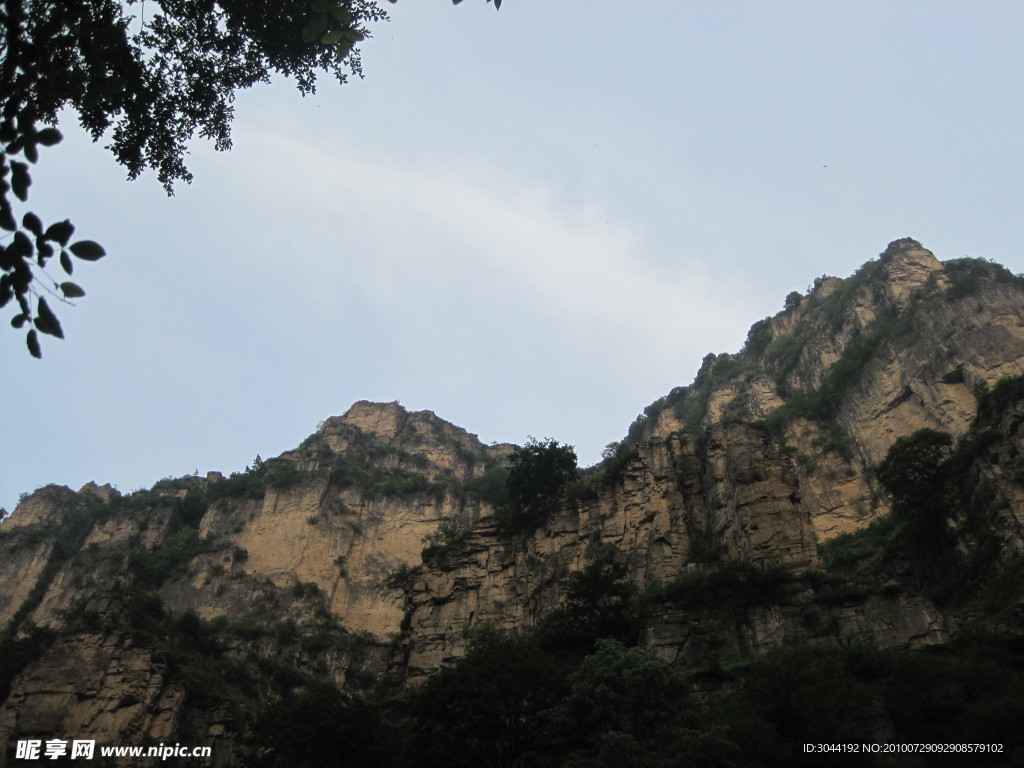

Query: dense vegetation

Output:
[241, 608, 1024, 768]
[495, 438, 578, 533]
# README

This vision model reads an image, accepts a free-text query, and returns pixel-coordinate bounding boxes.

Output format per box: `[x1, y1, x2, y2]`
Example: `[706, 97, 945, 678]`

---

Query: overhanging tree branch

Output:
[1, 0, 500, 357]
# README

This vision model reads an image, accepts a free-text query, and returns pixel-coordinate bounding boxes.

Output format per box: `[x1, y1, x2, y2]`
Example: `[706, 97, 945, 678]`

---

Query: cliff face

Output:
[402, 423, 825, 679]
[641, 239, 1024, 538]
[3, 239, 1024, 764]
[0, 402, 504, 764]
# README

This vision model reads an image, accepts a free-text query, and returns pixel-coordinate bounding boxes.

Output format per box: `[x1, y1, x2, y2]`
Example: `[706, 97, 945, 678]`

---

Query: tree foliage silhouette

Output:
[1, 0, 501, 356]
[496, 437, 578, 532]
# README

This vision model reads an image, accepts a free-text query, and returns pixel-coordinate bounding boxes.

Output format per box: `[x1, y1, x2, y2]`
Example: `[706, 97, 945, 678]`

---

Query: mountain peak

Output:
[337, 400, 412, 438]
[879, 237, 943, 306]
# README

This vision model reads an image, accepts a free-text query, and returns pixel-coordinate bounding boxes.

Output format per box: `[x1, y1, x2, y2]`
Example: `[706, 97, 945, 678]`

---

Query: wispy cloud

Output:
[230, 126, 732, 363]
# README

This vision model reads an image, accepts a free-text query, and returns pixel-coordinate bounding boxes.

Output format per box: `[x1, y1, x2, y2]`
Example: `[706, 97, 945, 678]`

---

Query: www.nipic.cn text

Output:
[16, 740, 212, 761]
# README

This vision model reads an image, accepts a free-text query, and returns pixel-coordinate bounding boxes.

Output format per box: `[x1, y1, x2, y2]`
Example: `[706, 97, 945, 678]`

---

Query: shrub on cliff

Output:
[876, 428, 957, 589]
[422, 509, 476, 559]
[976, 374, 1024, 423]
[462, 464, 510, 505]
[264, 459, 302, 490]
[877, 428, 954, 523]
[495, 438, 577, 533]
[129, 525, 201, 587]
[744, 317, 774, 356]
[537, 557, 638, 652]
[553, 639, 736, 768]
[247, 684, 386, 768]
[407, 626, 568, 768]
[207, 457, 269, 502]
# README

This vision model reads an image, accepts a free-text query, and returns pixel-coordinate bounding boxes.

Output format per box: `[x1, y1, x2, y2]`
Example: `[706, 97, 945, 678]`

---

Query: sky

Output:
[3, 1, 1024, 513]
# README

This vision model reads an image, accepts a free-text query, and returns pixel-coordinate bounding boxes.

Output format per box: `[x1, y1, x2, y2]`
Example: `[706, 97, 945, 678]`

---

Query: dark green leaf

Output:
[60, 282, 86, 299]
[27, 329, 41, 358]
[0, 202, 14, 231]
[36, 241, 54, 262]
[22, 212, 43, 236]
[34, 314, 61, 338]
[68, 240, 105, 261]
[331, 39, 354, 62]
[35, 128, 62, 147]
[321, 29, 346, 45]
[310, 0, 333, 11]
[24, 141, 39, 164]
[11, 313, 27, 328]
[60, 250, 73, 275]
[302, 13, 328, 43]
[35, 297, 64, 338]
[11, 161, 30, 201]
[45, 219, 75, 246]
[9, 231, 32, 260]
[12, 259, 31, 289]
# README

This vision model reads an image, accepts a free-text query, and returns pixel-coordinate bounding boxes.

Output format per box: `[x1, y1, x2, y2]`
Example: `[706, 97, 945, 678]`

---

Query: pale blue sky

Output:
[3, 1, 1023, 513]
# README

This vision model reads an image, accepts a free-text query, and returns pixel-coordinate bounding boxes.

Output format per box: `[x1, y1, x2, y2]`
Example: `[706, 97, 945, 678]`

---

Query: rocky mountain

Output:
[3, 238, 1024, 766]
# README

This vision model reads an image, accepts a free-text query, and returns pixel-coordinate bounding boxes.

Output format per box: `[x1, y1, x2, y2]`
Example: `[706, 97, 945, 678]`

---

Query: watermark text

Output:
[16, 740, 212, 761]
